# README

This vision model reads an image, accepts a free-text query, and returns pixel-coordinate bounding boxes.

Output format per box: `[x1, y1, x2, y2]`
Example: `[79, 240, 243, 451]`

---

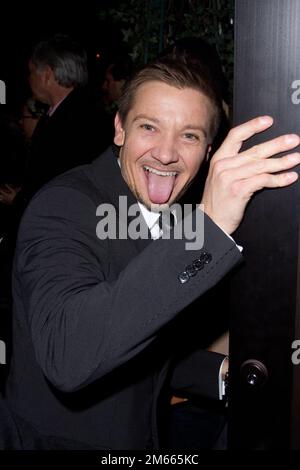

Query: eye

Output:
[183, 133, 200, 141]
[140, 123, 156, 132]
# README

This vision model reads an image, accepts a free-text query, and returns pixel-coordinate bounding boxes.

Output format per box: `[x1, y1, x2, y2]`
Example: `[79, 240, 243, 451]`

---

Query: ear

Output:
[42, 65, 55, 85]
[114, 112, 125, 146]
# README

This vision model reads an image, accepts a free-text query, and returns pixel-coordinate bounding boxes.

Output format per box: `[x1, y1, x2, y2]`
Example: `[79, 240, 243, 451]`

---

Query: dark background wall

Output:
[230, 0, 300, 449]
[0, 1, 125, 109]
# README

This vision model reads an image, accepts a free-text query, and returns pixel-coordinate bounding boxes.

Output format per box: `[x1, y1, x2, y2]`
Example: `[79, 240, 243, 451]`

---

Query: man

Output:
[101, 54, 133, 108]
[1, 35, 111, 268]
[23, 34, 110, 202]
[97, 54, 133, 147]
[5, 57, 300, 449]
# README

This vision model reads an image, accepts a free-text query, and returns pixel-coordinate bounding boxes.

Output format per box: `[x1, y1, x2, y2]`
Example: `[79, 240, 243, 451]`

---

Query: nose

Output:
[151, 134, 180, 165]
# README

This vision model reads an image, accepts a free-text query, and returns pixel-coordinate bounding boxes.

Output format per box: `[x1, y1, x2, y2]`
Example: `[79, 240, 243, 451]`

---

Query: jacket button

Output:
[186, 264, 197, 277]
[178, 271, 190, 284]
[203, 253, 212, 264]
[193, 259, 204, 271]
[199, 251, 212, 264]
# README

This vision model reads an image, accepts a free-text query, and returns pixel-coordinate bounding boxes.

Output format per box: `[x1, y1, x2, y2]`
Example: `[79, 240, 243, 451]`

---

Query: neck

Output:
[49, 86, 74, 108]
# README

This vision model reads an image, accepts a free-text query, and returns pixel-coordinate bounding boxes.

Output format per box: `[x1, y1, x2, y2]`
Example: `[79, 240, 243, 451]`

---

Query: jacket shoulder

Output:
[36, 149, 113, 206]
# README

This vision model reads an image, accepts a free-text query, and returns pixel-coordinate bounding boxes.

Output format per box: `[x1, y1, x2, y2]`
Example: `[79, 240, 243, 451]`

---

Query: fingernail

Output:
[286, 172, 298, 182]
[288, 153, 300, 162]
[259, 116, 273, 125]
[285, 134, 299, 144]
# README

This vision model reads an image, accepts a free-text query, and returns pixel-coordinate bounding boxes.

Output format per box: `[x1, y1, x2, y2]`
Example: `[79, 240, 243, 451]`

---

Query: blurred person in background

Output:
[19, 96, 48, 142]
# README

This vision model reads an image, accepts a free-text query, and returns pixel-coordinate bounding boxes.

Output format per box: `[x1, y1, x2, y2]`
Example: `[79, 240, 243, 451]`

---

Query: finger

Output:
[211, 152, 300, 179]
[213, 116, 274, 161]
[238, 171, 298, 196]
[239, 134, 300, 160]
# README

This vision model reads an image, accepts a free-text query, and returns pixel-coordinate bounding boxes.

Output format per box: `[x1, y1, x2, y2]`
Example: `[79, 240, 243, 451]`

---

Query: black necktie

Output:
[158, 211, 175, 236]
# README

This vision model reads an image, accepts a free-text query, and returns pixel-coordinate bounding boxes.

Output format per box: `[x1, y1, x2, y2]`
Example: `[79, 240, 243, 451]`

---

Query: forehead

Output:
[129, 80, 213, 120]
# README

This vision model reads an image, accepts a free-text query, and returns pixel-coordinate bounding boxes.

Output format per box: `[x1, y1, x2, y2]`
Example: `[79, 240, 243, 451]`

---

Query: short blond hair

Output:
[118, 57, 222, 139]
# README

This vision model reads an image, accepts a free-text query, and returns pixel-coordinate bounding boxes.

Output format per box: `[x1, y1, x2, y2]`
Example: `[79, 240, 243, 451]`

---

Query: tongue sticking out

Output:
[147, 172, 176, 204]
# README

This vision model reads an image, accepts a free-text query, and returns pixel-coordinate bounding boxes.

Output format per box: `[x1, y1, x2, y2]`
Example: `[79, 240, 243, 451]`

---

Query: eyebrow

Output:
[132, 114, 207, 138]
[132, 114, 160, 124]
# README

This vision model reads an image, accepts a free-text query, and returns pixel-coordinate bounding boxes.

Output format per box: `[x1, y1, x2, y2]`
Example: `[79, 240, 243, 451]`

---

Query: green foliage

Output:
[98, 0, 234, 91]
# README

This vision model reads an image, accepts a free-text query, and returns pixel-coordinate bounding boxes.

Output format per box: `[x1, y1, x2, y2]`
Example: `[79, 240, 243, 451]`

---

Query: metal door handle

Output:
[240, 359, 268, 388]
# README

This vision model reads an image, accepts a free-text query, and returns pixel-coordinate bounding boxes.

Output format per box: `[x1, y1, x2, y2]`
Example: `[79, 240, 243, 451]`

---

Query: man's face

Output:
[102, 67, 125, 105]
[114, 81, 213, 210]
[28, 61, 49, 104]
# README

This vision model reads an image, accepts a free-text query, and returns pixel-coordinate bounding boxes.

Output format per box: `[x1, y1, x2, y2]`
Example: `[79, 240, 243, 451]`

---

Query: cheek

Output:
[123, 135, 152, 166]
[182, 152, 205, 179]
[30, 77, 39, 92]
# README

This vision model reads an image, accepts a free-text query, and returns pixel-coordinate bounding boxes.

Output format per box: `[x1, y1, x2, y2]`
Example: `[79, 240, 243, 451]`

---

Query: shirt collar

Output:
[138, 202, 160, 231]
[47, 95, 67, 116]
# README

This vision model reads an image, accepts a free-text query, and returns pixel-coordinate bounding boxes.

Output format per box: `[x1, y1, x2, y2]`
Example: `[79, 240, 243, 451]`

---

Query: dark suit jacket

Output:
[6, 147, 242, 449]
[24, 87, 112, 200]
[10, 87, 112, 244]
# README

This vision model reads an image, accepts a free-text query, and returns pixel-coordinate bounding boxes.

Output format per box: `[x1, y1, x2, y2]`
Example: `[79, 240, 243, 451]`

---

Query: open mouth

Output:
[143, 165, 178, 177]
[143, 165, 179, 204]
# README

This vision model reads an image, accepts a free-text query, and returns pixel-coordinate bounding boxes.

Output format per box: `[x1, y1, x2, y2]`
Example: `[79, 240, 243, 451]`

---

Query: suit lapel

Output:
[90, 147, 152, 254]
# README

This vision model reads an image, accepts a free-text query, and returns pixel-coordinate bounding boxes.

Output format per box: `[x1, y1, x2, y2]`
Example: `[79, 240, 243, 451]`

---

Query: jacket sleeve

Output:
[15, 185, 242, 392]
[170, 350, 226, 400]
